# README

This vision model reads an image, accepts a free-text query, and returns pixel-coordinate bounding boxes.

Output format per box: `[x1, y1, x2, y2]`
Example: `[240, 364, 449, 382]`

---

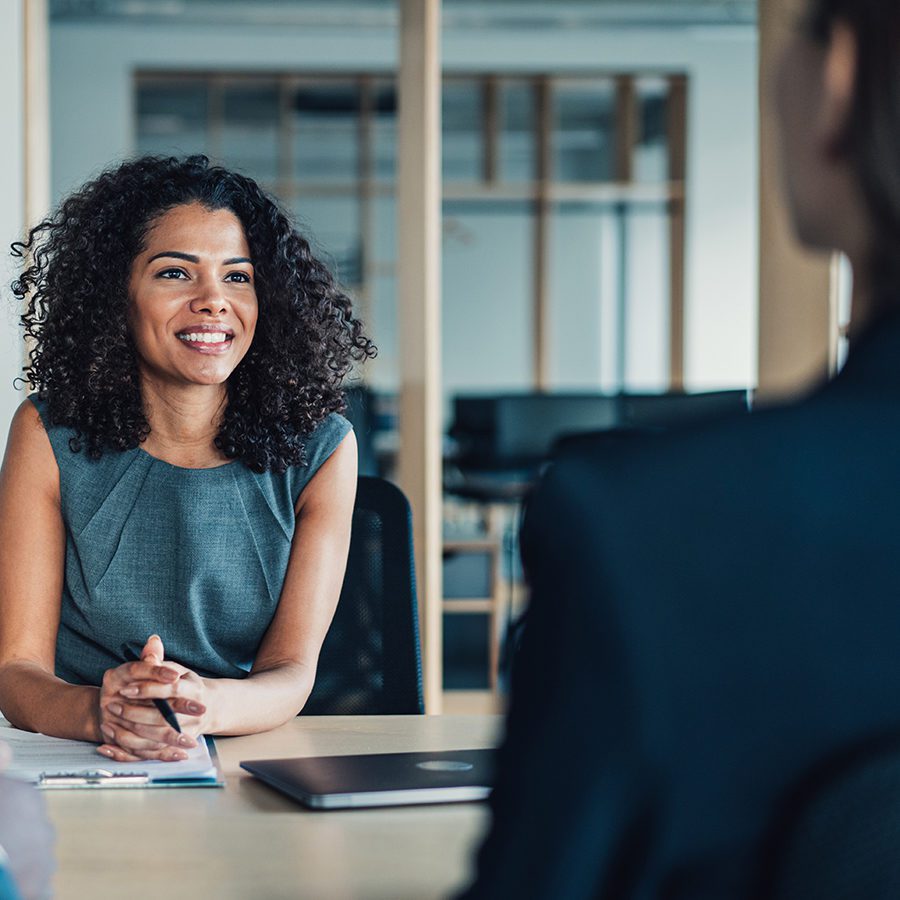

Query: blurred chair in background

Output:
[342, 385, 380, 478]
[444, 389, 751, 693]
[304, 476, 424, 715]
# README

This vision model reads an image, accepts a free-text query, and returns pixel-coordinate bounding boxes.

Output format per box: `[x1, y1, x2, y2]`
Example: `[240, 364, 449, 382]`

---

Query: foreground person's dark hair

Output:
[807, 0, 900, 291]
[11, 155, 375, 473]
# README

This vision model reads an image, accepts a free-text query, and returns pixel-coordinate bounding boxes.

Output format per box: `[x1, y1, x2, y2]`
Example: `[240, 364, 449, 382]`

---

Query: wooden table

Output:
[48, 715, 501, 900]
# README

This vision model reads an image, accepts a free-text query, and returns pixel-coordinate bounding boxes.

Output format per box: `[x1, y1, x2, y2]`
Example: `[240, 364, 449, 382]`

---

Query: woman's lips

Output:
[177, 335, 234, 354]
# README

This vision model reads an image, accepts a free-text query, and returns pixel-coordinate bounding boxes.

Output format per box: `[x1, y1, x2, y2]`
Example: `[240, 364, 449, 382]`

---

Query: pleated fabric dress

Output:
[31, 397, 351, 686]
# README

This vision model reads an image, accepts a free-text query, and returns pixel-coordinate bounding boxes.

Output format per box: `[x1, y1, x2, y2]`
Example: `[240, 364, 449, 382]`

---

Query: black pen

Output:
[123, 647, 182, 734]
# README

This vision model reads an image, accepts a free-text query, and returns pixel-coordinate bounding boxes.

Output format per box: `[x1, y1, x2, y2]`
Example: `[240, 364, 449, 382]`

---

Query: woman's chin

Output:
[185, 370, 233, 387]
[157, 365, 235, 389]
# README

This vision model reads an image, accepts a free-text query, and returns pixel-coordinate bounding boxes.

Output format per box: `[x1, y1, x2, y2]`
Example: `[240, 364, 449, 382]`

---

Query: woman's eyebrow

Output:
[145, 251, 253, 267]
[147, 250, 200, 265]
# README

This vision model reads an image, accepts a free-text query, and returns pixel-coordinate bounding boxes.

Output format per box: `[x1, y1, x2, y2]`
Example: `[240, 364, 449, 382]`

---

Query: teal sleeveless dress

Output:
[31, 398, 351, 686]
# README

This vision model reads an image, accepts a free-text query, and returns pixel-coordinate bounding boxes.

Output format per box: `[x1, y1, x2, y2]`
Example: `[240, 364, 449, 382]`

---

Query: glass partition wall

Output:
[135, 71, 688, 397]
[137, 72, 688, 695]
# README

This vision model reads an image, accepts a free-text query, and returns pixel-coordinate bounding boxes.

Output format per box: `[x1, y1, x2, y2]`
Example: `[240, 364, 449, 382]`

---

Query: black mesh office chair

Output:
[303, 476, 424, 715]
[756, 733, 900, 899]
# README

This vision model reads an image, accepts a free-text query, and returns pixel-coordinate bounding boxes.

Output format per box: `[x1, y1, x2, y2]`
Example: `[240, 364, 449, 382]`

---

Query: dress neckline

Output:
[135, 445, 241, 474]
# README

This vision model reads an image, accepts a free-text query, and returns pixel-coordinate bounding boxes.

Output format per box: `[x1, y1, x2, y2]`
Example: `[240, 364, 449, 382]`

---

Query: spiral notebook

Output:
[0, 721, 223, 789]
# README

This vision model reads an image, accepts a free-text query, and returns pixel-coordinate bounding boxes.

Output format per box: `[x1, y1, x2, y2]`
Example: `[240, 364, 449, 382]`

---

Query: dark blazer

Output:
[462, 313, 900, 899]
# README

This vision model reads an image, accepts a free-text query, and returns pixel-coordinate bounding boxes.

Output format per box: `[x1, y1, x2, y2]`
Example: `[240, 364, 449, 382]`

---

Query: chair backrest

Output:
[756, 733, 900, 900]
[342, 385, 380, 477]
[303, 476, 424, 715]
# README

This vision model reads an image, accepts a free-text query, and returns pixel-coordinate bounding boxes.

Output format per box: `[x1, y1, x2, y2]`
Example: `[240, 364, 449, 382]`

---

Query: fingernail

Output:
[108, 702, 122, 716]
[100, 747, 114, 757]
[100, 724, 114, 738]
[188, 701, 203, 714]
[178, 734, 194, 747]
[121, 686, 139, 697]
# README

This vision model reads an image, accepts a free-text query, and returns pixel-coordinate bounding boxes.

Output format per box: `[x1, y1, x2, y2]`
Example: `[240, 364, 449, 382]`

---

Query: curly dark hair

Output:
[11, 155, 375, 473]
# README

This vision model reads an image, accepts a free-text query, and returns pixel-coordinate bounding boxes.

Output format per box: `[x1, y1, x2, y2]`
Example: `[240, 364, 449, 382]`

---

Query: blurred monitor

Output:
[620, 390, 751, 429]
[450, 390, 750, 472]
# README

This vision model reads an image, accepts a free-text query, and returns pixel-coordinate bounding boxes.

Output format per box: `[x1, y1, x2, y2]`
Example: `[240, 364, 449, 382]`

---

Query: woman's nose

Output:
[189, 287, 228, 316]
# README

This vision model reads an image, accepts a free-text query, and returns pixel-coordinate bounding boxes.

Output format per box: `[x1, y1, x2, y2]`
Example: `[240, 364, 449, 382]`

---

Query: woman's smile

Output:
[176, 326, 236, 353]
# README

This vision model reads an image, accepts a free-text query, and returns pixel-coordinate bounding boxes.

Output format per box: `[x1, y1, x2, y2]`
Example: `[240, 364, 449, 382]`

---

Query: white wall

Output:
[51, 18, 758, 395]
[0, 2, 27, 448]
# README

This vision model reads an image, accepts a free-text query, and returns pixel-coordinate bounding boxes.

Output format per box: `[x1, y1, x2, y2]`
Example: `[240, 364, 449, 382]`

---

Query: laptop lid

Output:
[240, 748, 495, 809]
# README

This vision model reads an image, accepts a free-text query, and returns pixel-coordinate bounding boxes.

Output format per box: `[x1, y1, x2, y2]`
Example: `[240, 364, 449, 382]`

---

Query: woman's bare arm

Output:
[0, 400, 101, 741]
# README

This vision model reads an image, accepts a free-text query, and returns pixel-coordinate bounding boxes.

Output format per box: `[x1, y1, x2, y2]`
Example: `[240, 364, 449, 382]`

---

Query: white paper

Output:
[0, 722, 215, 784]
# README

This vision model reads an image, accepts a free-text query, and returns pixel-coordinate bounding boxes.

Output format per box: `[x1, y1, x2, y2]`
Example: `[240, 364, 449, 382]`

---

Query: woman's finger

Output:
[96, 744, 144, 763]
[103, 697, 206, 727]
[167, 697, 206, 717]
[126, 661, 180, 683]
[104, 711, 197, 749]
[99, 722, 169, 753]
[96, 743, 186, 763]
[141, 634, 166, 663]
[107, 699, 201, 726]
[119, 677, 197, 701]
[102, 661, 179, 694]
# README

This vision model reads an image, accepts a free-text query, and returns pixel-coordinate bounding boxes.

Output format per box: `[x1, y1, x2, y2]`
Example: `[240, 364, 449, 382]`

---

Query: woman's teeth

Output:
[178, 332, 230, 344]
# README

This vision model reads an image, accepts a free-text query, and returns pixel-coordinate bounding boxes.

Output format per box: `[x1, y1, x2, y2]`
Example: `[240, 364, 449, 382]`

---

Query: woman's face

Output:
[127, 202, 258, 388]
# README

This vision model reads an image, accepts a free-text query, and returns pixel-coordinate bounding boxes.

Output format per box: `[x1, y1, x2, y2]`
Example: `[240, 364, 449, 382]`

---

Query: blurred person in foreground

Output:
[462, 0, 900, 897]
[0, 743, 54, 900]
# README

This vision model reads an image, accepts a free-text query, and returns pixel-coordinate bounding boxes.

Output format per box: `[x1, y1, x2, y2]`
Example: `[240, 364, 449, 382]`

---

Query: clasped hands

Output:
[97, 634, 207, 762]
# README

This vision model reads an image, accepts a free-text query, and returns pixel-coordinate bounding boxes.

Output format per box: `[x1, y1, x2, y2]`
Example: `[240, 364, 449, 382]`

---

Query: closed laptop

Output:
[241, 748, 495, 809]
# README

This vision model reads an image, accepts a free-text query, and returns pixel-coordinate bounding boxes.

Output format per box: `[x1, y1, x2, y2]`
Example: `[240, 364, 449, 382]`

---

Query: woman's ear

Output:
[819, 19, 857, 159]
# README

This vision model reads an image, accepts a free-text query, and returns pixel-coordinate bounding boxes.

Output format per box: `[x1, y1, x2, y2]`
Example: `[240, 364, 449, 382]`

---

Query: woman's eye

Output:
[225, 272, 251, 284]
[158, 268, 188, 280]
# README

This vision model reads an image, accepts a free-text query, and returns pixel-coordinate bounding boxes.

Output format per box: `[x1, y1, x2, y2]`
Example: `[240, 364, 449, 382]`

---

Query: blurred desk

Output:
[48, 715, 501, 900]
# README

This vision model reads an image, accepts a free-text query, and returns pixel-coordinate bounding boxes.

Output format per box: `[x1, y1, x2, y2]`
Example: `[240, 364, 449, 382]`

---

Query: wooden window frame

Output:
[135, 69, 688, 390]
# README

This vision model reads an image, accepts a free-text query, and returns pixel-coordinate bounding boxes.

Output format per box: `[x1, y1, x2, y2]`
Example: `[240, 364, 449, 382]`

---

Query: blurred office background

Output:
[50, 0, 759, 398]
[3, 0, 844, 711]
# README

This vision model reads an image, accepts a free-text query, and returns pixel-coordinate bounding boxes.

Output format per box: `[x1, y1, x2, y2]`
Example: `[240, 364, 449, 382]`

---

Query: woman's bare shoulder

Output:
[8, 396, 51, 447]
[2, 398, 60, 499]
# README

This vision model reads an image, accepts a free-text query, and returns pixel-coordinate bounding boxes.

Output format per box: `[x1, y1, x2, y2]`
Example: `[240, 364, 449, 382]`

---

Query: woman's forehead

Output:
[143, 203, 250, 258]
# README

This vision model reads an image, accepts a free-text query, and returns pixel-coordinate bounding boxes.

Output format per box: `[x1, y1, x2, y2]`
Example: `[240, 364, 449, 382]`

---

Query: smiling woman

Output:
[127, 203, 261, 420]
[0, 156, 375, 761]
